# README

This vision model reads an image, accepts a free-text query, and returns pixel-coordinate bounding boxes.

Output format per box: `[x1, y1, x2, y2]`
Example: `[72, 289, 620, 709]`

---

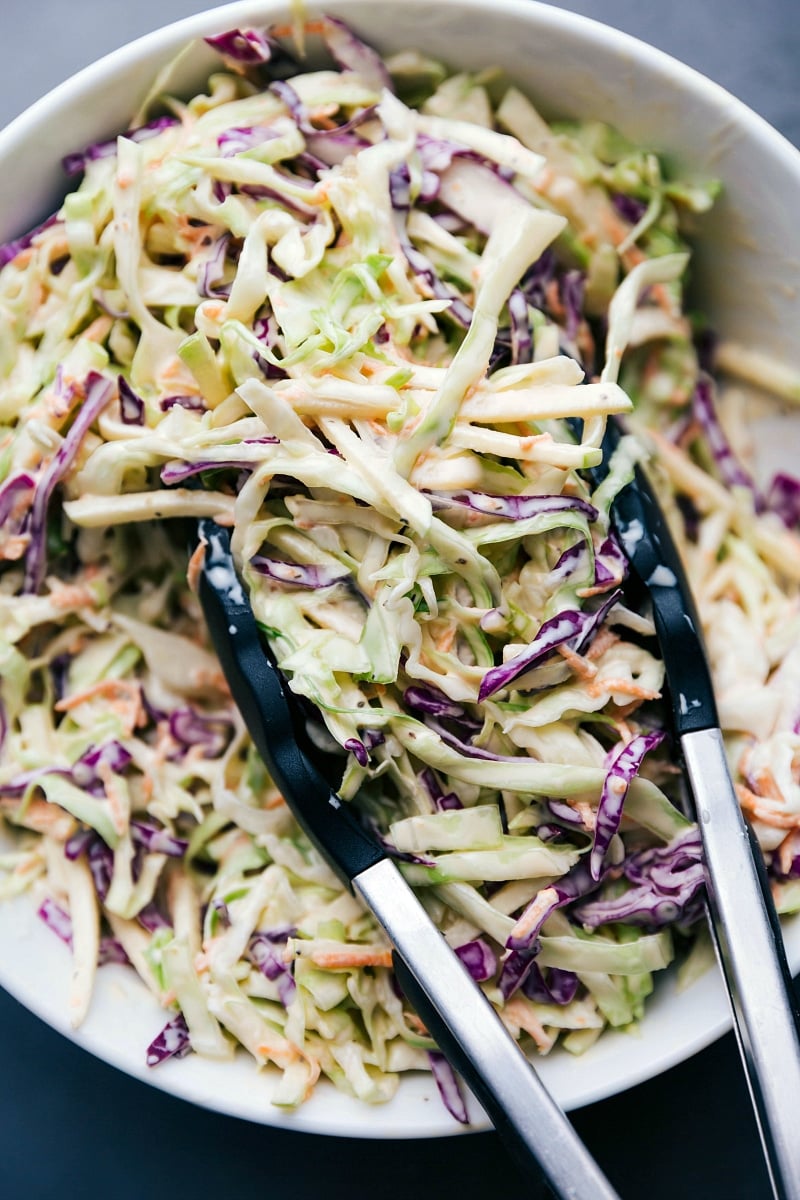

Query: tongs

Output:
[590, 419, 800, 1200]
[195, 519, 619, 1200]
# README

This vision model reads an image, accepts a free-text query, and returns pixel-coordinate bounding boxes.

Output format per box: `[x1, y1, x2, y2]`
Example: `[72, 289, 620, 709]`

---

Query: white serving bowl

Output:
[1, 0, 799, 1140]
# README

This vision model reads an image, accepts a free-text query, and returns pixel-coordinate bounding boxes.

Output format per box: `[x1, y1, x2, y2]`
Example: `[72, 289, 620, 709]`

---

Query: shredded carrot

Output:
[49, 583, 98, 610]
[737, 785, 800, 829]
[1, 798, 74, 840]
[10, 247, 34, 269]
[587, 676, 660, 701]
[403, 1011, 429, 1036]
[434, 625, 457, 654]
[544, 279, 564, 320]
[285, 943, 393, 970]
[509, 886, 558, 945]
[556, 643, 597, 680]
[55, 678, 145, 734]
[82, 315, 113, 343]
[585, 628, 619, 661]
[752, 766, 785, 804]
[265, 792, 287, 810]
[313, 948, 393, 970]
[269, 19, 329, 37]
[256, 1035, 302, 1069]
[13, 854, 43, 877]
[96, 761, 128, 837]
[176, 215, 213, 248]
[0, 535, 30, 561]
[502, 997, 554, 1052]
[186, 538, 207, 594]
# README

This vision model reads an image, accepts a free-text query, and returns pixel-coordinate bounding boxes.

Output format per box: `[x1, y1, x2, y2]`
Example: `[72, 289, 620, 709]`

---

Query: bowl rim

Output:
[2, 0, 799, 178]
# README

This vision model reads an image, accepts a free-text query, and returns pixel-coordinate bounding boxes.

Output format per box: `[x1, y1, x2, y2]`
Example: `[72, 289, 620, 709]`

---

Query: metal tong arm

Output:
[357, 858, 619, 1200]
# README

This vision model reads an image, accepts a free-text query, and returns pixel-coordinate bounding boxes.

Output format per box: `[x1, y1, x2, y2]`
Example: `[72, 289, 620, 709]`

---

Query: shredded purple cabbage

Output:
[24, 371, 115, 593]
[766, 472, 800, 529]
[248, 931, 297, 1005]
[0, 740, 131, 803]
[146, 1012, 192, 1067]
[62, 116, 179, 177]
[117, 376, 145, 425]
[136, 901, 172, 932]
[130, 819, 188, 858]
[590, 731, 666, 880]
[508, 289, 533, 365]
[159, 394, 206, 413]
[204, 28, 274, 64]
[87, 837, 114, 900]
[521, 248, 556, 309]
[38, 896, 129, 965]
[197, 233, 232, 299]
[426, 719, 519, 763]
[427, 1051, 469, 1124]
[506, 858, 607, 956]
[454, 938, 497, 982]
[344, 737, 369, 767]
[404, 686, 468, 720]
[160, 458, 252, 485]
[321, 16, 393, 93]
[593, 535, 628, 590]
[429, 490, 597, 523]
[577, 828, 704, 928]
[0, 213, 59, 270]
[37, 897, 74, 946]
[218, 125, 279, 157]
[692, 373, 761, 502]
[250, 555, 349, 589]
[544, 798, 587, 830]
[497, 948, 537, 1000]
[548, 541, 591, 588]
[478, 589, 622, 701]
[419, 768, 462, 812]
[611, 192, 648, 225]
[270, 79, 376, 167]
[98, 937, 130, 966]
[0, 472, 35, 542]
[522, 963, 579, 1006]
[72, 741, 133, 791]
[561, 270, 585, 343]
[168, 708, 234, 759]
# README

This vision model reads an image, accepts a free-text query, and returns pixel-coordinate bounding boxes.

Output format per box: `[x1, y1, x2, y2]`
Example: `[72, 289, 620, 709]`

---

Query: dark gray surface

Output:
[1, 2, 798, 1198]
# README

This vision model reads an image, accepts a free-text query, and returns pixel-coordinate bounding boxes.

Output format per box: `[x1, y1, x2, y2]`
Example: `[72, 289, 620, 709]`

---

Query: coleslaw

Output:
[1, 13, 800, 1117]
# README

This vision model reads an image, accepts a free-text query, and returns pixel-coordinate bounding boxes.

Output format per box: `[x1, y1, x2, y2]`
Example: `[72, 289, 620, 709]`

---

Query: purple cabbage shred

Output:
[427, 1051, 469, 1124]
[454, 939, 497, 982]
[146, 1012, 192, 1067]
[62, 117, 179, 177]
[24, 371, 116, 593]
[478, 589, 622, 701]
[204, 28, 274, 64]
[250, 555, 349, 589]
[590, 732, 666, 880]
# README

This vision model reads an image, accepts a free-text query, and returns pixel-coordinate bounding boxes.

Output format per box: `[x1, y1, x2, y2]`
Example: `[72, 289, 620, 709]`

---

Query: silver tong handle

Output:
[354, 858, 620, 1200]
[682, 728, 800, 1200]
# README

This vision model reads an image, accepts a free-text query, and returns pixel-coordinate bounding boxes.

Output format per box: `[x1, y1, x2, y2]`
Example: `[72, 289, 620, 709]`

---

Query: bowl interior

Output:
[1, 0, 799, 1138]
